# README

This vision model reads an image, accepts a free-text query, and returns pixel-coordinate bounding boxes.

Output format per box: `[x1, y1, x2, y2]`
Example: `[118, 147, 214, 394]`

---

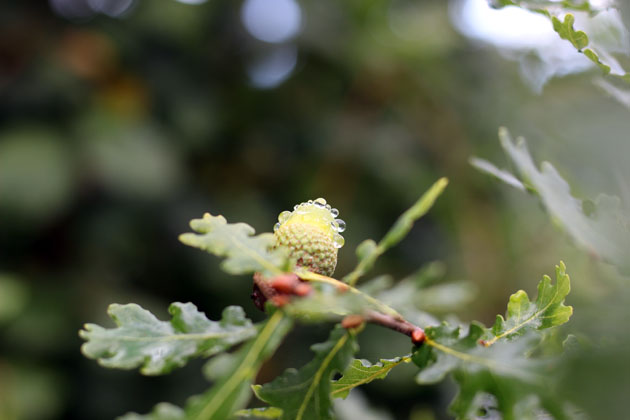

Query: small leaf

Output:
[179, 213, 289, 277]
[234, 407, 283, 418]
[254, 326, 358, 420]
[487, 262, 573, 344]
[118, 403, 185, 420]
[343, 178, 448, 286]
[583, 49, 611, 74]
[331, 356, 410, 399]
[80, 303, 257, 375]
[551, 14, 589, 50]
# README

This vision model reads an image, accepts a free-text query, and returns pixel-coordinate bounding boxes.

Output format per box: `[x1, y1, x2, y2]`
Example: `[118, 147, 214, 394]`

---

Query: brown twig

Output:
[253, 272, 425, 345]
[363, 310, 425, 345]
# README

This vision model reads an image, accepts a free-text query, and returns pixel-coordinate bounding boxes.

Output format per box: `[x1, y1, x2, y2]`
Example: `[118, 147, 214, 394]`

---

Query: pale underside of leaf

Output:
[179, 213, 289, 277]
[119, 311, 293, 420]
[473, 128, 630, 271]
[80, 303, 257, 375]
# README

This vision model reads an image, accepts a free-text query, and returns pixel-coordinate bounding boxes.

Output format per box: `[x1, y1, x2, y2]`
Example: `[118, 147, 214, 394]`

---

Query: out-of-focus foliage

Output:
[472, 128, 630, 272]
[343, 178, 449, 286]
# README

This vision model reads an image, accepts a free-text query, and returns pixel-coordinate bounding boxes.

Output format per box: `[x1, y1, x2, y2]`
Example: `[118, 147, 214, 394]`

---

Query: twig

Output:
[363, 311, 425, 344]
[254, 271, 426, 345]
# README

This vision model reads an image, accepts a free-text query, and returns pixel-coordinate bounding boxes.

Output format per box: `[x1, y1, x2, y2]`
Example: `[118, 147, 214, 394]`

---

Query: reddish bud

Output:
[411, 329, 426, 345]
[294, 283, 312, 296]
[341, 314, 365, 329]
[271, 294, 291, 307]
[271, 274, 299, 294]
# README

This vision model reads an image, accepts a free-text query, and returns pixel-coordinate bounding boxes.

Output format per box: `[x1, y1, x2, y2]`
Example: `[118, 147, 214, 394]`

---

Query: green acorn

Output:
[274, 198, 346, 277]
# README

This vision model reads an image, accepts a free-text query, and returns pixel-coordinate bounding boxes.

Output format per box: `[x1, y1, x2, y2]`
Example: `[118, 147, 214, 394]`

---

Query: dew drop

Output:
[294, 204, 299, 210]
[331, 208, 339, 217]
[308, 199, 313, 204]
[274, 222, 281, 231]
[333, 233, 345, 248]
[314, 197, 326, 207]
[325, 204, 331, 210]
[335, 219, 346, 232]
[279, 210, 291, 223]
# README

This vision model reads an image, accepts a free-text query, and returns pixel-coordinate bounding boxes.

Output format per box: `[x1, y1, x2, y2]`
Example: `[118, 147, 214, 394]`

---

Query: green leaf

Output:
[234, 407, 283, 418]
[551, 14, 589, 50]
[186, 310, 293, 420]
[474, 128, 630, 271]
[80, 303, 257, 375]
[411, 263, 576, 419]
[179, 213, 290, 277]
[583, 48, 611, 74]
[331, 356, 410, 399]
[413, 322, 487, 385]
[499, 2, 629, 82]
[485, 262, 572, 345]
[122, 311, 293, 420]
[414, 325, 568, 420]
[118, 403, 185, 420]
[254, 326, 358, 420]
[343, 178, 448, 286]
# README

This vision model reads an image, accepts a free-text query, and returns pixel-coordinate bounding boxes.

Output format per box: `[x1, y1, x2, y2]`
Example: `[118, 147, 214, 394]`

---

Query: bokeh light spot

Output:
[241, 0, 302, 43]
[248, 45, 297, 89]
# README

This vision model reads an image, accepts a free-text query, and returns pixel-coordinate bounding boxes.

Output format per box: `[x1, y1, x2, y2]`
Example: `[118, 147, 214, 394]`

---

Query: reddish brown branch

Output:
[363, 310, 425, 345]
[253, 272, 425, 345]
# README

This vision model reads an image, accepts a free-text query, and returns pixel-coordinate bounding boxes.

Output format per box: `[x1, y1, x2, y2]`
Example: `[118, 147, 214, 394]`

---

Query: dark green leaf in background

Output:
[343, 178, 448, 286]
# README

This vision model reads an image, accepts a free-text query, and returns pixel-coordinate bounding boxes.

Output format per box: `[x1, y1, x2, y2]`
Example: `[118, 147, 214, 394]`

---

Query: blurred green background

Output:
[1, 0, 629, 419]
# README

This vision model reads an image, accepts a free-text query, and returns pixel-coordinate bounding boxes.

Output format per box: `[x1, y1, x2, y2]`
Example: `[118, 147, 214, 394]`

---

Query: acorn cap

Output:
[274, 198, 345, 277]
